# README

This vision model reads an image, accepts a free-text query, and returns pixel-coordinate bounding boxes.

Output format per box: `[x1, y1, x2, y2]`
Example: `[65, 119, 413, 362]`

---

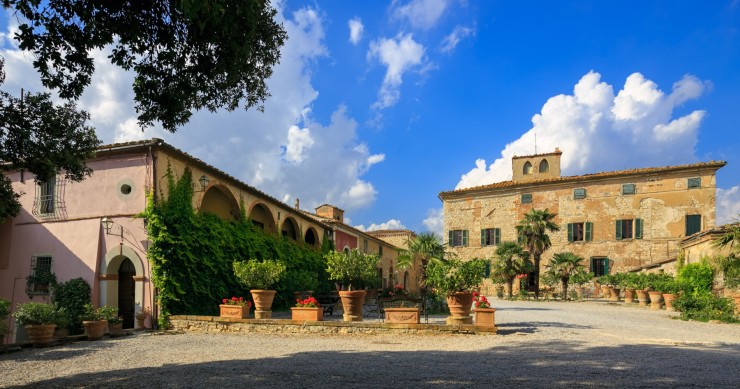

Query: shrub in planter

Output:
[51, 278, 91, 334]
[426, 258, 486, 324]
[234, 259, 286, 319]
[12, 302, 60, 346]
[325, 249, 379, 321]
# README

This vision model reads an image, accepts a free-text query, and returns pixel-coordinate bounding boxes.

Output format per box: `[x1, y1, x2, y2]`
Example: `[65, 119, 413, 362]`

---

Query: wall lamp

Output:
[195, 174, 210, 192]
[101, 216, 123, 237]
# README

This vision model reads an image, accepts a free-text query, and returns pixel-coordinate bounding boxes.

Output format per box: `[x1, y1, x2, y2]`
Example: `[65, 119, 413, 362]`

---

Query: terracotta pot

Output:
[662, 293, 677, 312]
[446, 291, 473, 325]
[250, 289, 277, 319]
[734, 294, 740, 316]
[474, 308, 496, 328]
[636, 290, 649, 306]
[600, 285, 611, 299]
[53, 327, 69, 339]
[610, 288, 621, 302]
[291, 307, 323, 321]
[25, 324, 56, 347]
[339, 290, 366, 322]
[648, 291, 663, 310]
[494, 285, 505, 298]
[83, 320, 107, 340]
[384, 307, 420, 324]
[108, 323, 123, 335]
[220, 304, 250, 319]
[135, 313, 148, 329]
[624, 288, 635, 303]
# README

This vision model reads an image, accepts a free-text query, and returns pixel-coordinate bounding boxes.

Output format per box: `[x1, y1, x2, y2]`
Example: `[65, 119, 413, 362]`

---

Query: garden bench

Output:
[316, 293, 339, 316]
[379, 297, 427, 323]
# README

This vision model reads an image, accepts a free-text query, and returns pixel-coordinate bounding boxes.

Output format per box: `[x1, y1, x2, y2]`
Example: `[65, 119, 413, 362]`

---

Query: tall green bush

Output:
[51, 277, 91, 334]
[677, 262, 714, 292]
[0, 298, 10, 336]
[143, 167, 331, 324]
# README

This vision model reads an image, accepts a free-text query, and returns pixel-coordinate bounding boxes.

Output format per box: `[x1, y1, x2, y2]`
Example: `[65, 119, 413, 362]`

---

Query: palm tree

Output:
[713, 220, 740, 257]
[516, 208, 560, 299]
[396, 232, 446, 301]
[491, 242, 533, 298]
[547, 252, 586, 300]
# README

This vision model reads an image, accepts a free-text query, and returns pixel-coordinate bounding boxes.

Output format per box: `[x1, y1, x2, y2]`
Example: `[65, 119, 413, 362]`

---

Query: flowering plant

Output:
[472, 291, 491, 309]
[381, 284, 407, 298]
[222, 297, 252, 308]
[295, 296, 320, 308]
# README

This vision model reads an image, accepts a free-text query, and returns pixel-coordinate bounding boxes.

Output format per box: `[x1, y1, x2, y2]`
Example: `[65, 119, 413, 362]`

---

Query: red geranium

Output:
[473, 293, 491, 309]
[221, 296, 252, 307]
[295, 296, 320, 308]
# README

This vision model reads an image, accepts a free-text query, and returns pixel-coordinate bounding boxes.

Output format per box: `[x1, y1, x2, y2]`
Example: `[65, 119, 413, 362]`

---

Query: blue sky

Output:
[2, 1, 739, 234]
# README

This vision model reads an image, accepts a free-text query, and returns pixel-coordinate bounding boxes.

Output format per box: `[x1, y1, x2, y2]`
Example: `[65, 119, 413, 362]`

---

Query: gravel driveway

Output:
[2, 299, 738, 388]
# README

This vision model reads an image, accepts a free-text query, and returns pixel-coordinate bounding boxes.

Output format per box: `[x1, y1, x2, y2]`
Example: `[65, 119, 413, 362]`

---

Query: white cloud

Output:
[456, 71, 710, 189]
[355, 219, 406, 232]
[367, 154, 385, 166]
[283, 125, 314, 163]
[422, 208, 444, 236]
[394, 0, 450, 30]
[368, 33, 426, 109]
[340, 179, 377, 209]
[440, 25, 475, 53]
[348, 17, 364, 45]
[717, 186, 740, 225]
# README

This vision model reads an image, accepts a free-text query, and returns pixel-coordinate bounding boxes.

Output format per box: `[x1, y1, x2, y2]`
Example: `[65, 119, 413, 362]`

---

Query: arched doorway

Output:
[304, 227, 318, 246]
[281, 217, 299, 240]
[118, 258, 136, 328]
[200, 185, 239, 221]
[248, 203, 276, 232]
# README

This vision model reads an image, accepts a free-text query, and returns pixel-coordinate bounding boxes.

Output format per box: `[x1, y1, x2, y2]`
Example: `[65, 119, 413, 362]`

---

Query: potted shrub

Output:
[12, 302, 59, 347]
[99, 306, 123, 334]
[219, 297, 252, 319]
[291, 296, 323, 321]
[81, 304, 110, 340]
[570, 271, 594, 300]
[658, 278, 684, 312]
[52, 308, 70, 339]
[136, 307, 151, 329]
[51, 277, 91, 335]
[633, 273, 650, 306]
[325, 249, 380, 322]
[619, 273, 637, 303]
[0, 298, 10, 344]
[426, 258, 486, 325]
[472, 291, 496, 328]
[233, 259, 286, 319]
[597, 275, 612, 299]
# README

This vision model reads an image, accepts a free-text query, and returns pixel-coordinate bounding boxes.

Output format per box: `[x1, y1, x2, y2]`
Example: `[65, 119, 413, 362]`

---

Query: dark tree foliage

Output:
[3, 0, 288, 131]
[0, 59, 100, 221]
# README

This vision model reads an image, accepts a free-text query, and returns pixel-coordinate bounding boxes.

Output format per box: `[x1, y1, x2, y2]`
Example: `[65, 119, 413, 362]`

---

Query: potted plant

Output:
[12, 302, 59, 347]
[597, 274, 613, 299]
[0, 298, 10, 344]
[81, 304, 110, 340]
[219, 297, 252, 319]
[136, 307, 151, 329]
[325, 249, 380, 322]
[426, 258, 487, 325]
[570, 270, 594, 300]
[98, 306, 122, 334]
[291, 296, 323, 321]
[645, 273, 667, 310]
[52, 308, 70, 339]
[472, 291, 496, 328]
[658, 278, 683, 312]
[633, 273, 650, 306]
[619, 273, 637, 303]
[233, 259, 286, 319]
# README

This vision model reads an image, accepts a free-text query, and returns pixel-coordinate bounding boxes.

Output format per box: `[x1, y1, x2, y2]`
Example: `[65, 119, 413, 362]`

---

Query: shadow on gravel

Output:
[6, 340, 739, 388]
[495, 307, 554, 311]
[496, 321, 593, 335]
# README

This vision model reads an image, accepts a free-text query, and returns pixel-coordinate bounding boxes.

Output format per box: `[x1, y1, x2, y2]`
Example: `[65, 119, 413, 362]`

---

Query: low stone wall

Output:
[169, 315, 496, 335]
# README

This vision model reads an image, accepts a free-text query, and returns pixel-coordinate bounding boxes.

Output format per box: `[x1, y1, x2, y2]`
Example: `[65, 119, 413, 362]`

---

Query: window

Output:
[39, 176, 56, 214]
[539, 159, 549, 173]
[685, 214, 701, 236]
[567, 222, 593, 242]
[688, 177, 701, 189]
[573, 188, 586, 200]
[379, 245, 383, 257]
[622, 183, 636, 195]
[521, 193, 533, 204]
[616, 219, 643, 240]
[523, 161, 533, 175]
[591, 257, 609, 277]
[363, 239, 368, 253]
[27, 256, 53, 295]
[481, 228, 501, 246]
[448, 230, 468, 247]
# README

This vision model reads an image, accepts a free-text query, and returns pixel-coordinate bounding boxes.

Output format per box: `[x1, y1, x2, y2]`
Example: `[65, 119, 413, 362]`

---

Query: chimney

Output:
[295, 198, 300, 210]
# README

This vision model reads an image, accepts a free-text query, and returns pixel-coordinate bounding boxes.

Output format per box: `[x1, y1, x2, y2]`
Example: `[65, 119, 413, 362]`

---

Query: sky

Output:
[1, 1, 739, 235]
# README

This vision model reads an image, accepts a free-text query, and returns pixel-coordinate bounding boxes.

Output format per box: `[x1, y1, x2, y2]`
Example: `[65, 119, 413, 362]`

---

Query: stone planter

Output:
[83, 320, 107, 340]
[291, 307, 323, 321]
[663, 293, 677, 312]
[474, 308, 496, 328]
[636, 290, 649, 306]
[220, 304, 250, 319]
[648, 291, 663, 310]
[600, 285, 611, 299]
[384, 307, 421, 324]
[25, 324, 56, 347]
[250, 289, 277, 319]
[339, 290, 367, 322]
[610, 288, 621, 302]
[624, 288, 635, 303]
[446, 291, 473, 325]
[494, 285, 505, 298]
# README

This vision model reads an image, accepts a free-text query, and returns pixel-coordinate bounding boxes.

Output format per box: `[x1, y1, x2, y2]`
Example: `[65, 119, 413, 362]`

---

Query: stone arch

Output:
[539, 158, 549, 173]
[523, 161, 533, 175]
[99, 244, 147, 328]
[248, 202, 276, 232]
[200, 185, 240, 221]
[281, 216, 299, 240]
[304, 226, 319, 247]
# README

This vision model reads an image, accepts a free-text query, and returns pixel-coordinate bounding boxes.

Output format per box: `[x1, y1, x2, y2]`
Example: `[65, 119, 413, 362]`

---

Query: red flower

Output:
[222, 298, 227, 304]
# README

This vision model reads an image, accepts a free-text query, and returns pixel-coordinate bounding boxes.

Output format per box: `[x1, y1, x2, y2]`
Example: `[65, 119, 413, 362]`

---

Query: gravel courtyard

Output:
[2, 299, 739, 388]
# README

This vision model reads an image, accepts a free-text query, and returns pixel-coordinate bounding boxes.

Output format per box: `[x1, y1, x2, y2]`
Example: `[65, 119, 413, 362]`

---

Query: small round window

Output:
[120, 184, 132, 195]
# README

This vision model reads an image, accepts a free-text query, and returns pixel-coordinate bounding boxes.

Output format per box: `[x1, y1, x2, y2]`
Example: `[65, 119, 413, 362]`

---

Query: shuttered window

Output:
[573, 188, 586, 199]
[448, 230, 468, 247]
[622, 183, 636, 195]
[521, 193, 533, 204]
[688, 177, 701, 189]
[481, 228, 501, 246]
[616, 219, 642, 240]
[567, 222, 593, 242]
[685, 215, 701, 236]
[591, 257, 609, 276]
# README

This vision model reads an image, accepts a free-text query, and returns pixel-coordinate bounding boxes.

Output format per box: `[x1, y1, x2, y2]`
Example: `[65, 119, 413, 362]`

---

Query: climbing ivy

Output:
[142, 167, 331, 322]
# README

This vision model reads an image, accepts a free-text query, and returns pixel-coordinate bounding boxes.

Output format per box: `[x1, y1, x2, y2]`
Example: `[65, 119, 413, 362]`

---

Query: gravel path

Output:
[2, 299, 738, 388]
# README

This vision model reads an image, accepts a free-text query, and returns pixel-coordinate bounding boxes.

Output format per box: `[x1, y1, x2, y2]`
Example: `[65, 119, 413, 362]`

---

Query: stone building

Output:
[439, 149, 726, 285]
[367, 229, 420, 292]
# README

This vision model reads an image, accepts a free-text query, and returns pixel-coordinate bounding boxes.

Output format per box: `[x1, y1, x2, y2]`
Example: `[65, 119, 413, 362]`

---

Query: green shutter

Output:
[615, 220, 622, 240]
[481, 229, 486, 246]
[495, 228, 501, 245]
[604, 258, 610, 275]
[484, 261, 491, 277]
[688, 177, 701, 189]
[449, 230, 453, 246]
[635, 219, 643, 239]
[585, 222, 593, 241]
[462, 230, 469, 246]
[567, 223, 574, 242]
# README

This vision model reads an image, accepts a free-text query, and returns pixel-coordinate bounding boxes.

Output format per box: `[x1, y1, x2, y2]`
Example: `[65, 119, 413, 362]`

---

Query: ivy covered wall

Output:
[142, 167, 332, 319]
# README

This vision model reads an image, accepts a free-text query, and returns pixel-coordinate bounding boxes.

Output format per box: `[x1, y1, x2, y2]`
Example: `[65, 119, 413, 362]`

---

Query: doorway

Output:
[118, 258, 136, 328]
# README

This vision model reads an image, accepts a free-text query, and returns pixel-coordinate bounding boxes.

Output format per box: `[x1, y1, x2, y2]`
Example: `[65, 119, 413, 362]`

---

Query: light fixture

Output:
[197, 174, 210, 192]
[101, 216, 123, 237]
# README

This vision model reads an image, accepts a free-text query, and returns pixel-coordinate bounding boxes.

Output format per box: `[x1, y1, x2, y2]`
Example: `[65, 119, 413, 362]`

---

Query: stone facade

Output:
[440, 150, 726, 278]
[366, 229, 422, 293]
